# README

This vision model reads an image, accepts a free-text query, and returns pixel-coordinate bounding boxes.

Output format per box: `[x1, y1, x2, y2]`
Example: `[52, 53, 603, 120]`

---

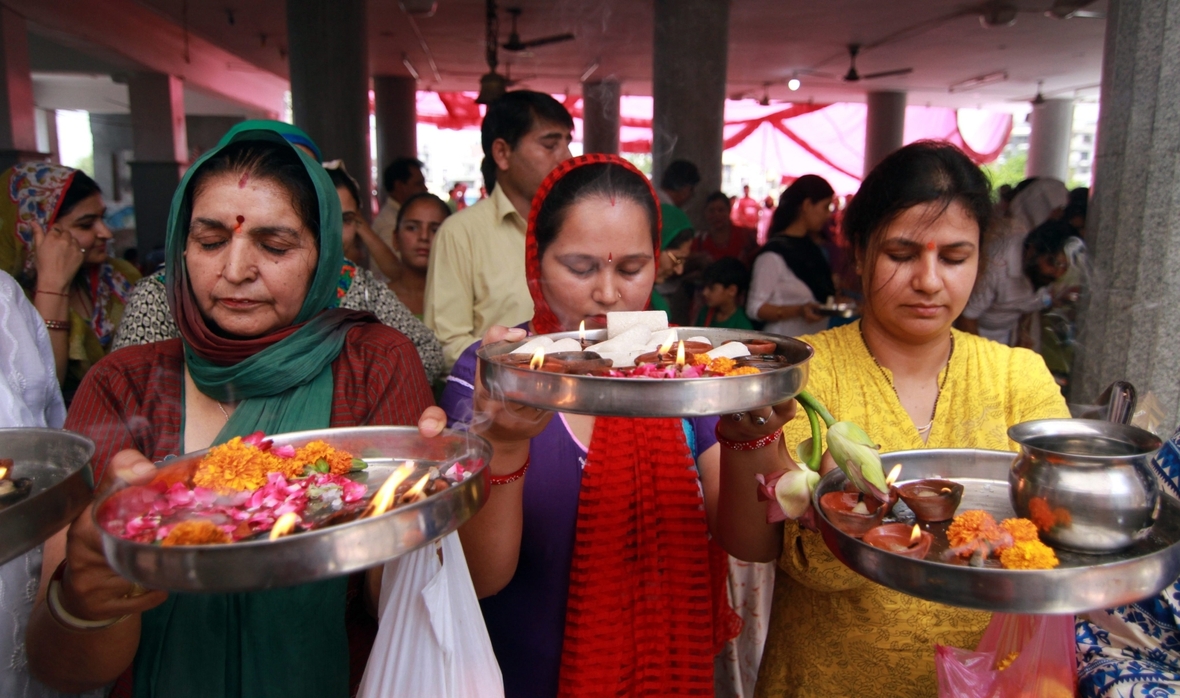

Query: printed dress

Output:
[1077, 430, 1180, 697]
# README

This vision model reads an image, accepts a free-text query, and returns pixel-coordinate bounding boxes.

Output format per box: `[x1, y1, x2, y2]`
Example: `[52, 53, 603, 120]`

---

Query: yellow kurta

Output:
[756, 322, 1069, 698]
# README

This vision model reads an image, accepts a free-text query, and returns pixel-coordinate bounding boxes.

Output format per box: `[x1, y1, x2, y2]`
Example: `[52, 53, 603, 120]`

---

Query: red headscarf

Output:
[526, 154, 725, 696]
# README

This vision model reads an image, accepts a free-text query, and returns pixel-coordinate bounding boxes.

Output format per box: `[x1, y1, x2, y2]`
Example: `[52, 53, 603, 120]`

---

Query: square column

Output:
[1026, 98, 1074, 181]
[864, 91, 907, 175]
[128, 72, 188, 257]
[0, 7, 40, 171]
[652, 0, 728, 223]
[374, 75, 418, 205]
[287, 0, 371, 212]
[582, 79, 620, 155]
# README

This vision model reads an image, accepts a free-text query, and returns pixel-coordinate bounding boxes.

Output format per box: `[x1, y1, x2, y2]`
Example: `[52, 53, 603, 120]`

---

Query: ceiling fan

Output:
[1046, 0, 1105, 19]
[501, 7, 575, 52]
[842, 44, 913, 82]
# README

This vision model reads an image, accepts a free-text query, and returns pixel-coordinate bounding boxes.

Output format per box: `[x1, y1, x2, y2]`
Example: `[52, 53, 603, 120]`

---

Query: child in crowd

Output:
[696, 256, 754, 329]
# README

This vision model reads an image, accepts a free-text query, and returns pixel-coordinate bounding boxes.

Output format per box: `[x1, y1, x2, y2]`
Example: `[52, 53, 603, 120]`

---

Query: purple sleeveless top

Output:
[440, 336, 718, 698]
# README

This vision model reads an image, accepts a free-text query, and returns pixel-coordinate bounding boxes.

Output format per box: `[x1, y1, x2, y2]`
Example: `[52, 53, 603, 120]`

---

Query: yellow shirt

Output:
[424, 185, 533, 369]
[756, 322, 1069, 698]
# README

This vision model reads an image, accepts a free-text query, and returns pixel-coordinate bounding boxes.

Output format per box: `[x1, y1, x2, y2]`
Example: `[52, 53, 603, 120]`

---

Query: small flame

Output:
[269, 512, 299, 540]
[909, 524, 922, 546]
[885, 463, 903, 487]
[675, 340, 686, 368]
[657, 331, 676, 356]
[365, 463, 415, 517]
[529, 346, 545, 370]
[578, 320, 586, 343]
[0, 466, 8, 480]
[399, 473, 432, 504]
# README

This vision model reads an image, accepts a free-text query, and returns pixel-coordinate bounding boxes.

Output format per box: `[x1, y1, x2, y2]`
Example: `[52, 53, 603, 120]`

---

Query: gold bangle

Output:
[46, 563, 129, 632]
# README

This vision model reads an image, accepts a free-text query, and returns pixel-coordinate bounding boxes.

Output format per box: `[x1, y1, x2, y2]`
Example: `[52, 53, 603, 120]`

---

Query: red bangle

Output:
[715, 424, 782, 451]
[36, 288, 69, 297]
[489, 457, 529, 485]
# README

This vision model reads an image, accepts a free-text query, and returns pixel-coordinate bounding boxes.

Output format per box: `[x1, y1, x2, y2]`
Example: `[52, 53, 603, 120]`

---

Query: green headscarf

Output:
[139, 121, 364, 698]
[659, 202, 694, 249]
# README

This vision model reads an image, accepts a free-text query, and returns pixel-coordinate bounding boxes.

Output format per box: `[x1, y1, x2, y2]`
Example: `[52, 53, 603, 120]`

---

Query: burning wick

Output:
[0, 466, 9, 481]
[529, 346, 546, 370]
[675, 340, 686, 368]
[233, 215, 245, 234]
[0, 467, 12, 496]
[399, 473, 431, 504]
[909, 524, 922, 546]
[268, 512, 299, 540]
[885, 464, 903, 488]
[364, 463, 416, 518]
[578, 320, 586, 344]
[657, 333, 676, 357]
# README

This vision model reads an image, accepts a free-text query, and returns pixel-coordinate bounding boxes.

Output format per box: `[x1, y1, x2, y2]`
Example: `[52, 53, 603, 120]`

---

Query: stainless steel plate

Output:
[478, 327, 812, 417]
[0, 428, 95, 566]
[814, 448, 1180, 614]
[96, 426, 490, 593]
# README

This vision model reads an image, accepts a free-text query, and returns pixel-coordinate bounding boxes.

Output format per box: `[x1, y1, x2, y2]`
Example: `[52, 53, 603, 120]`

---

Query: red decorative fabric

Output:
[524, 154, 716, 697]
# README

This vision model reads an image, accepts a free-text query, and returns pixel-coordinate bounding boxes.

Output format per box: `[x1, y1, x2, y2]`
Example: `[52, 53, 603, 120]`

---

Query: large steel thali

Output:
[96, 426, 490, 593]
[478, 327, 812, 417]
[814, 448, 1180, 614]
[0, 428, 95, 566]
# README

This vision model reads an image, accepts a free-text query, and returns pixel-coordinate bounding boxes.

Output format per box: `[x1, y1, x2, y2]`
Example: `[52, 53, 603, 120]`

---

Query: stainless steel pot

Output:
[1008, 419, 1162, 553]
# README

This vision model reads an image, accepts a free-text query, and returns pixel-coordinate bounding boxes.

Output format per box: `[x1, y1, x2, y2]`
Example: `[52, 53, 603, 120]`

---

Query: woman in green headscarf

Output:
[26, 122, 436, 696]
[650, 202, 694, 314]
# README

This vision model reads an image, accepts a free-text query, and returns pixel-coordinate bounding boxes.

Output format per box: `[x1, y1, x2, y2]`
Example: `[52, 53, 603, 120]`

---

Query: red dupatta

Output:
[526, 154, 724, 696]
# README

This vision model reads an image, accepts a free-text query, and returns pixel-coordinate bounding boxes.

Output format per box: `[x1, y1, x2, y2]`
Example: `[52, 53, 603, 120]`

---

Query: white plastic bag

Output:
[357, 532, 504, 698]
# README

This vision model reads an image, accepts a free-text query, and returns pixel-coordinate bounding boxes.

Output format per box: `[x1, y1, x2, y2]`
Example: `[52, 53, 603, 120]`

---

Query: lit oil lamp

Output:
[543, 351, 614, 374]
[363, 463, 415, 518]
[0, 461, 31, 505]
[864, 522, 934, 559]
[819, 490, 893, 538]
[268, 512, 300, 540]
[529, 347, 546, 371]
[742, 339, 778, 356]
[578, 320, 589, 349]
[635, 339, 710, 368]
[897, 477, 965, 523]
[398, 473, 432, 505]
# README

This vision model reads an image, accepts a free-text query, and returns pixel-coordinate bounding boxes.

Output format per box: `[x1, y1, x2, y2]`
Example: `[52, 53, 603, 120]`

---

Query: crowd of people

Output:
[0, 87, 1172, 698]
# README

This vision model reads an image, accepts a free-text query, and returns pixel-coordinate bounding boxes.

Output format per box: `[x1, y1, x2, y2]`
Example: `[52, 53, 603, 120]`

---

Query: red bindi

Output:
[234, 215, 245, 234]
[926, 241, 936, 251]
[608, 252, 613, 263]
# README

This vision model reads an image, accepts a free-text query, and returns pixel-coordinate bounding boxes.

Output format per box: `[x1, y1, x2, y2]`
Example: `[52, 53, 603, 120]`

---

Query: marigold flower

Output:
[1028, 497, 1056, 532]
[948, 510, 1005, 549]
[293, 441, 355, 476]
[728, 366, 762, 376]
[999, 539, 1059, 570]
[1000, 518, 1040, 544]
[193, 437, 290, 493]
[161, 520, 231, 546]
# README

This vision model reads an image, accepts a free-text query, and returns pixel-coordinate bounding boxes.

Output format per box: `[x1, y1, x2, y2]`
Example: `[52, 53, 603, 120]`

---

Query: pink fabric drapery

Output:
[414, 92, 1013, 195]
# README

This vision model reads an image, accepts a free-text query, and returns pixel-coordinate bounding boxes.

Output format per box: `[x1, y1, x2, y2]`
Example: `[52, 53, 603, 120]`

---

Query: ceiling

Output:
[37, 0, 1108, 112]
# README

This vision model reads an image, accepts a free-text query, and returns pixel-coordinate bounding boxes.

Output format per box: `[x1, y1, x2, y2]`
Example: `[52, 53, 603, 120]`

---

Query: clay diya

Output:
[541, 352, 614, 375]
[736, 355, 788, 371]
[0, 460, 31, 506]
[742, 339, 778, 356]
[634, 341, 712, 367]
[864, 523, 934, 560]
[819, 491, 896, 538]
[897, 479, 964, 522]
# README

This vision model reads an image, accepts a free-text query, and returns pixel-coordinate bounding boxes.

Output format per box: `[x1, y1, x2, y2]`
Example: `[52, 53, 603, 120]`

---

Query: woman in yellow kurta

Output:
[715, 141, 1069, 698]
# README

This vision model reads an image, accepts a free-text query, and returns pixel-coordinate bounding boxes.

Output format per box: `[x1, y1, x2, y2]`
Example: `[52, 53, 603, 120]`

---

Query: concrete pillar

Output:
[1026, 98, 1074, 182]
[128, 72, 187, 256]
[652, 0, 728, 225]
[373, 75, 417, 200]
[287, 0, 371, 211]
[582, 79, 620, 155]
[1074, 0, 1180, 421]
[864, 91, 907, 175]
[0, 7, 39, 171]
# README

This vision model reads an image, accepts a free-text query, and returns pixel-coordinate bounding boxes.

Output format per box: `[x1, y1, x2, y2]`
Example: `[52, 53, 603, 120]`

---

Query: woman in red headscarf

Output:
[439, 155, 793, 698]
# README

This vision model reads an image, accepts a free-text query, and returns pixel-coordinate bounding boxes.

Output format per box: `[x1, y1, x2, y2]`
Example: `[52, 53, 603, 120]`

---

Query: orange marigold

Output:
[161, 520, 231, 546]
[727, 366, 762, 376]
[1000, 518, 1040, 544]
[293, 440, 354, 476]
[193, 436, 289, 492]
[999, 539, 1059, 570]
[947, 510, 1003, 548]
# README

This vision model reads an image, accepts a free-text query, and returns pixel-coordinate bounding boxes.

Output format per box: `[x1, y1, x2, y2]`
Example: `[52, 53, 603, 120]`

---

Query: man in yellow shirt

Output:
[425, 91, 573, 369]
